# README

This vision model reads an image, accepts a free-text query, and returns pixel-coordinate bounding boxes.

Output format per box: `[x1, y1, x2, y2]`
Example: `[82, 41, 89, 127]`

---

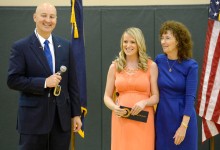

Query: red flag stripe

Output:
[197, 20, 215, 116]
[202, 118, 212, 142]
[202, 118, 220, 142]
[212, 91, 220, 122]
[198, 20, 220, 119]
[204, 23, 220, 122]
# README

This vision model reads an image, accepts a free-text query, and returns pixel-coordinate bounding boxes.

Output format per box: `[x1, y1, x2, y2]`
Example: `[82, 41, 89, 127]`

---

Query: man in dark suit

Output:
[7, 2, 82, 150]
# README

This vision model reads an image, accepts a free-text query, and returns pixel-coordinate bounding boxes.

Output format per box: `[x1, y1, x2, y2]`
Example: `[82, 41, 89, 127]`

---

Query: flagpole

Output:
[210, 137, 214, 150]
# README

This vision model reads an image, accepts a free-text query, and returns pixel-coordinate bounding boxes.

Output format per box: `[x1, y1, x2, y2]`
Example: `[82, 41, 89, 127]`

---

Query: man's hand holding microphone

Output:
[45, 66, 67, 96]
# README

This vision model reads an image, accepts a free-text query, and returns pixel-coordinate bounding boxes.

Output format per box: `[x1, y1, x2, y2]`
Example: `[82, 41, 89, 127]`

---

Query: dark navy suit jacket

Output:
[7, 33, 81, 134]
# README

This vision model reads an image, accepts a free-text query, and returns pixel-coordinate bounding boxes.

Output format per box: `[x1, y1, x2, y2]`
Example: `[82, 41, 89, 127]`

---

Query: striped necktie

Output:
[44, 40, 53, 72]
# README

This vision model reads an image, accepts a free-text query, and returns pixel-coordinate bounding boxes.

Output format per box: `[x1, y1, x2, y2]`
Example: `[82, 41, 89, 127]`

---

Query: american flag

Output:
[196, 0, 220, 142]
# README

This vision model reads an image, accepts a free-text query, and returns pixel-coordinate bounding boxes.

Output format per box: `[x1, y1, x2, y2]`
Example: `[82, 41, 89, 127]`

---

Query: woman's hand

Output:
[130, 100, 147, 115]
[113, 105, 127, 117]
[173, 125, 187, 145]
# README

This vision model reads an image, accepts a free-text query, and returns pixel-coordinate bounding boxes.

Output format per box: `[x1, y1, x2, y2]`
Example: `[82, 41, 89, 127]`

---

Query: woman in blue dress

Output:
[155, 20, 198, 150]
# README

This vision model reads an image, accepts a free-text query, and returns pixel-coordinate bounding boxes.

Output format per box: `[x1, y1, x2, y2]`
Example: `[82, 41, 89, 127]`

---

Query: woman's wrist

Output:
[145, 101, 148, 106]
[181, 122, 188, 128]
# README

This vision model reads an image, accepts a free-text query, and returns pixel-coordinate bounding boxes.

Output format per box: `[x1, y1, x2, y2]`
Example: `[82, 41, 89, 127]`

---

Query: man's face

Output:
[33, 3, 57, 38]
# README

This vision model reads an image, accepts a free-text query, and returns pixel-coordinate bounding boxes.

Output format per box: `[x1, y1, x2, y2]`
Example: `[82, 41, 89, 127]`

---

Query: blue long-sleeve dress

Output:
[155, 54, 198, 150]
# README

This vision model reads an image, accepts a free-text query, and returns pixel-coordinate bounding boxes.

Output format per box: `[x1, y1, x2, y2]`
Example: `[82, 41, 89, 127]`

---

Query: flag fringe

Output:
[71, 0, 79, 38]
[81, 106, 88, 116]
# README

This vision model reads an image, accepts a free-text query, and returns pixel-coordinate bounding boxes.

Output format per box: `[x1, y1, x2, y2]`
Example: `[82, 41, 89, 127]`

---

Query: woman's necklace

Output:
[124, 66, 139, 74]
[124, 62, 139, 74]
[167, 59, 177, 72]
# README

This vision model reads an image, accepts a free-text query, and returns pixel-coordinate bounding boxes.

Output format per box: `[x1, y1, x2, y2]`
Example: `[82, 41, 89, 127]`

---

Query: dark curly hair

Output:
[159, 20, 193, 61]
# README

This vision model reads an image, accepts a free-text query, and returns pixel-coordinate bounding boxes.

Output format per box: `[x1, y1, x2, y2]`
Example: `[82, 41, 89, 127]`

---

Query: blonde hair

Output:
[115, 27, 149, 72]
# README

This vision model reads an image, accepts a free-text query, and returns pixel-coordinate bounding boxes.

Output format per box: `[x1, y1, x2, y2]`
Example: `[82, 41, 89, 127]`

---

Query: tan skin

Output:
[33, 3, 82, 132]
[161, 30, 190, 145]
[104, 33, 159, 118]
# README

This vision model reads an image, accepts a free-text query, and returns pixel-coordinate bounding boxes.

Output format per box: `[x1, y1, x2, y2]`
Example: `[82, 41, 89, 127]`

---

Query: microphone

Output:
[54, 65, 67, 96]
[56, 65, 67, 76]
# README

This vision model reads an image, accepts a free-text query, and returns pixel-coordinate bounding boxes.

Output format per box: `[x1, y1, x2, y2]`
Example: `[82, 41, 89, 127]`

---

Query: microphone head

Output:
[60, 65, 67, 73]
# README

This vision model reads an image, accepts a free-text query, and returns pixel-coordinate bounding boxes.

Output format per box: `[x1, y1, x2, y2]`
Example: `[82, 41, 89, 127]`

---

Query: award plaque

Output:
[120, 106, 149, 123]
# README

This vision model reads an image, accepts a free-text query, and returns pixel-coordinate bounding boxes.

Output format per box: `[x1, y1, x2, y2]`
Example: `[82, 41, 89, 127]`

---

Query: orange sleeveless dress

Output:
[111, 60, 154, 150]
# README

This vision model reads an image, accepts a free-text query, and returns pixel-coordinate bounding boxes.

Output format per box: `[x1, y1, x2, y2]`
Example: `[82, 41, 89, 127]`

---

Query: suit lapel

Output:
[29, 33, 52, 75]
[52, 36, 63, 73]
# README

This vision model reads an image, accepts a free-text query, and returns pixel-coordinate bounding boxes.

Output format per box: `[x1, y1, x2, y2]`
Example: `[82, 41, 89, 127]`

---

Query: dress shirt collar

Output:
[34, 29, 53, 46]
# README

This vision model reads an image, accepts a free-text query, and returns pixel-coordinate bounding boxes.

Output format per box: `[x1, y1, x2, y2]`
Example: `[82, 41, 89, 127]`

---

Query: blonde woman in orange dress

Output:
[104, 27, 159, 150]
